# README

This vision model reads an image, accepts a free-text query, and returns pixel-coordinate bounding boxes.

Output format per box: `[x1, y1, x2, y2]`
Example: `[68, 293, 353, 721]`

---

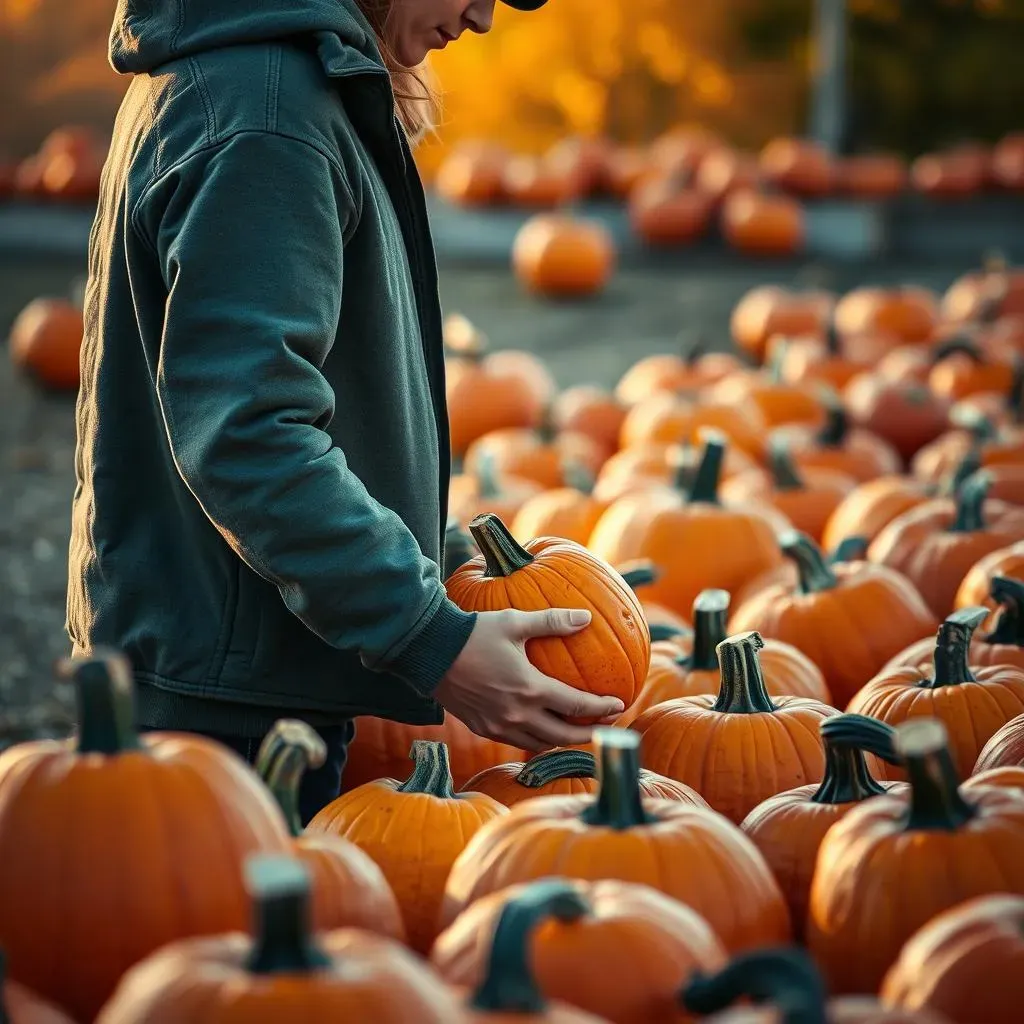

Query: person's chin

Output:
[394, 36, 431, 68]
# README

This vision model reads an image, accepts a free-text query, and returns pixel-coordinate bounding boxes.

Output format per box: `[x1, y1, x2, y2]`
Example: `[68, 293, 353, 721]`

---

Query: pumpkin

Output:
[840, 153, 908, 199]
[730, 286, 834, 366]
[929, 338, 1016, 403]
[877, 343, 933, 385]
[605, 146, 649, 198]
[993, 132, 1024, 190]
[0, 950, 75, 1024]
[769, 325, 895, 392]
[462, 747, 695, 808]
[759, 137, 835, 196]
[433, 877, 727, 1024]
[867, 470, 1024, 619]
[834, 286, 938, 346]
[974, 712, 1024, 772]
[705, 368, 825, 430]
[95, 855, 462, 1023]
[466, 428, 606, 491]
[501, 154, 580, 208]
[436, 145, 507, 206]
[449, 459, 543, 527]
[253, 720, 405, 939]
[965, 765, 1024, 791]
[648, 126, 722, 178]
[512, 214, 616, 298]
[632, 632, 837, 824]
[7, 297, 83, 391]
[550, 386, 627, 459]
[721, 190, 805, 258]
[881, 892, 1024, 1024]
[682, 947, 944, 1024]
[695, 148, 761, 203]
[614, 338, 742, 406]
[440, 727, 790, 954]
[446, 514, 650, 719]
[720, 436, 855, 542]
[628, 176, 713, 246]
[588, 432, 785, 619]
[616, 560, 693, 636]
[618, 588, 831, 729]
[308, 741, 506, 952]
[444, 518, 478, 579]
[512, 479, 608, 547]
[740, 714, 902, 941]
[942, 263, 1024, 323]
[822, 476, 933, 552]
[0, 651, 291, 1022]
[911, 414, 1024, 485]
[730, 530, 938, 706]
[545, 136, 612, 198]
[954, 541, 1024, 611]
[807, 717, 1024, 995]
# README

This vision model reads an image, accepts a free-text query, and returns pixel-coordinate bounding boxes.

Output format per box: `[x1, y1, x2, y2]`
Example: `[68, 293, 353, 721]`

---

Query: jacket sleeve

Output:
[135, 130, 475, 695]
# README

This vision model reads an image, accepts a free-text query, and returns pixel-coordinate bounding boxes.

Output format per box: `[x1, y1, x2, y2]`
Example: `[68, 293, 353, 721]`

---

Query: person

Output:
[68, 0, 624, 823]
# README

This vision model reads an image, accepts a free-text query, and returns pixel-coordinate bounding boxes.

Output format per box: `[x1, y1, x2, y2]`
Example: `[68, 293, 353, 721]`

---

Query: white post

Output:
[810, 0, 848, 154]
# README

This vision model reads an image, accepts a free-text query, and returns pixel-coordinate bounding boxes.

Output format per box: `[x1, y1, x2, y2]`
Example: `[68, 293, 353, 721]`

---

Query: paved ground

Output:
[0, 248, 977, 746]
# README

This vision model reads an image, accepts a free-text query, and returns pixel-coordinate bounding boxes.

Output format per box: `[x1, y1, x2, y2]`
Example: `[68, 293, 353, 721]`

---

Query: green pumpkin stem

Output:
[255, 720, 327, 838]
[824, 321, 842, 356]
[469, 513, 535, 576]
[581, 729, 656, 829]
[619, 561, 659, 592]
[681, 948, 829, 1024]
[932, 336, 984, 365]
[471, 880, 589, 1013]
[814, 391, 848, 448]
[518, 749, 597, 788]
[768, 437, 806, 492]
[680, 332, 708, 366]
[691, 589, 729, 671]
[949, 404, 998, 442]
[829, 536, 869, 563]
[397, 741, 457, 799]
[986, 577, 1024, 646]
[562, 460, 596, 495]
[649, 622, 693, 643]
[944, 447, 984, 498]
[899, 719, 975, 831]
[687, 430, 727, 505]
[443, 517, 478, 579]
[1007, 354, 1024, 424]
[781, 530, 839, 594]
[922, 607, 988, 688]
[812, 715, 891, 804]
[58, 649, 142, 755]
[713, 632, 776, 714]
[244, 856, 332, 974]
[474, 450, 504, 500]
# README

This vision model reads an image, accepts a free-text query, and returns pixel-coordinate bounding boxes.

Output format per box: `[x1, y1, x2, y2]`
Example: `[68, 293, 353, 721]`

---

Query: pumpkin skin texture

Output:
[307, 741, 507, 953]
[740, 714, 904, 941]
[633, 631, 837, 824]
[446, 514, 650, 720]
[441, 728, 791, 955]
[807, 718, 1024, 996]
[974, 712, 1024, 772]
[881, 893, 1024, 1024]
[433, 877, 727, 1024]
[730, 531, 938, 707]
[0, 652, 291, 1023]
[95, 856, 462, 1024]
[822, 475, 932, 552]
[847, 606, 1024, 781]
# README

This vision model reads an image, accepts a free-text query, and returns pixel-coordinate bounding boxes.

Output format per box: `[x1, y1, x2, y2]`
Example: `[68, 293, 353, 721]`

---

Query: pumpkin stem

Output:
[57, 648, 142, 755]
[444, 517, 477, 580]
[396, 740, 457, 799]
[469, 513, 536, 577]
[581, 728, 656, 829]
[255, 720, 327, 838]
[517, 748, 597, 788]
[687, 430, 727, 504]
[681, 948, 829, 1024]
[922, 607, 988, 688]
[1007, 354, 1024, 424]
[243, 856, 332, 974]
[680, 331, 708, 366]
[562, 460, 596, 495]
[811, 715, 891, 804]
[691, 589, 729, 671]
[619, 560, 659, 592]
[713, 632, 776, 714]
[649, 622, 692, 643]
[949, 404, 998, 442]
[470, 880, 590, 1014]
[780, 530, 838, 594]
[814, 391, 848, 448]
[898, 719, 976, 831]
[943, 447, 984, 499]
[932, 335, 984, 365]
[823, 321, 841, 356]
[986, 576, 1024, 646]
[829, 535, 868, 563]
[475, 451, 503, 501]
[767, 437, 805, 492]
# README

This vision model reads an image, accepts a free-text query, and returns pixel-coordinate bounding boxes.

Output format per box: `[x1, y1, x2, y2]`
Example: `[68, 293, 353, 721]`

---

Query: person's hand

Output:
[434, 608, 625, 751]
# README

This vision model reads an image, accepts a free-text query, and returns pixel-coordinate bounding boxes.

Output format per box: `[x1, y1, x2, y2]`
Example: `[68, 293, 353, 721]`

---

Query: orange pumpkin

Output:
[929, 338, 1016, 402]
[847, 607, 1024, 781]
[721, 190, 805, 258]
[633, 632, 837, 823]
[308, 741, 507, 952]
[512, 214, 616, 298]
[616, 560, 693, 637]
[465, 428, 606, 491]
[95, 855, 462, 1023]
[834, 286, 938, 346]
[695, 148, 761, 203]
[881, 892, 1024, 1024]
[545, 136, 612, 198]
[449, 458, 544, 527]
[822, 475, 933, 552]
[550, 386, 627, 459]
[0, 951, 75, 1024]
[974, 711, 1024, 772]
[911, 151, 987, 199]
[629, 176, 713, 246]
[512, 483, 607, 547]
[436, 145, 507, 206]
[911, 414, 1024, 485]
[741, 714, 903, 941]
[839, 153, 908, 199]
[253, 720, 405, 939]
[867, 470, 1024, 619]
[807, 718, 1024, 995]
[730, 531, 938, 706]
[0, 652, 291, 1022]
[439, 728, 789, 954]
[7, 297, 83, 391]
[648, 126, 722, 178]
[993, 133, 1024, 190]
[433, 877, 727, 1024]
[614, 340, 742, 406]
[759, 137, 835, 196]
[942, 263, 1024, 323]
[730, 285, 835, 365]
[769, 326, 896, 392]
[605, 145, 649, 198]
[706, 368, 825, 430]
[954, 540, 1024, 611]
[501, 154, 579, 208]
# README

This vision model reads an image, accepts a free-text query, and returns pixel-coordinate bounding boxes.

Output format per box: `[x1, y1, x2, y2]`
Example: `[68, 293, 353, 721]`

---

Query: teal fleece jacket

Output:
[66, 0, 476, 733]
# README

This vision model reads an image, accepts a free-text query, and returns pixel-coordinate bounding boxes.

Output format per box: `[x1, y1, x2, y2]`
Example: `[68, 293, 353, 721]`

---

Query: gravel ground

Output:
[0, 248, 976, 747]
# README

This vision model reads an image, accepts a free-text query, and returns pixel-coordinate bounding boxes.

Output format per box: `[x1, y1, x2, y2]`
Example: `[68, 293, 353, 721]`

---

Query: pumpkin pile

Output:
[4, 125, 107, 204]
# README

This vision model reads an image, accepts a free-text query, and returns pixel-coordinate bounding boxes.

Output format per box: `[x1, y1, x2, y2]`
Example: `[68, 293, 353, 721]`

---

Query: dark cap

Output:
[501, 0, 549, 9]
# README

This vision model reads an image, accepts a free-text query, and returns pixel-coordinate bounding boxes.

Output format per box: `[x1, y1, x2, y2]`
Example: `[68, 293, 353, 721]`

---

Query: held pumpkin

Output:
[632, 632, 837, 824]
[740, 714, 905, 941]
[433, 877, 727, 1024]
[440, 728, 791, 955]
[307, 741, 507, 953]
[0, 651, 291, 1023]
[94, 856, 463, 1023]
[729, 531, 938, 706]
[807, 718, 1024, 995]
[446, 514, 650, 719]
[253, 720, 405, 939]
[0, 950, 75, 1024]
[974, 711, 1024, 772]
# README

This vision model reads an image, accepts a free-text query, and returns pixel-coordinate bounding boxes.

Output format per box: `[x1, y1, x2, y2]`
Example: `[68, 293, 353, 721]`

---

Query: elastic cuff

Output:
[388, 598, 477, 697]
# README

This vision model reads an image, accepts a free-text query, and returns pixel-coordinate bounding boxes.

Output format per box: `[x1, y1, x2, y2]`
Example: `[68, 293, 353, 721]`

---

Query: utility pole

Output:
[809, 0, 848, 154]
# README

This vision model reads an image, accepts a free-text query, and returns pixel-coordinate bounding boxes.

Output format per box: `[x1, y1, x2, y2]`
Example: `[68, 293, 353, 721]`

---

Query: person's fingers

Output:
[595, 713, 622, 726]
[534, 675, 625, 720]
[518, 709, 598, 749]
[505, 607, 591, 639]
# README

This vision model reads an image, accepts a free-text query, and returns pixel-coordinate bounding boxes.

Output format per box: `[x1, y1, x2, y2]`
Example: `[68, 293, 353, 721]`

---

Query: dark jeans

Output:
[142, 721, 354, 826]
